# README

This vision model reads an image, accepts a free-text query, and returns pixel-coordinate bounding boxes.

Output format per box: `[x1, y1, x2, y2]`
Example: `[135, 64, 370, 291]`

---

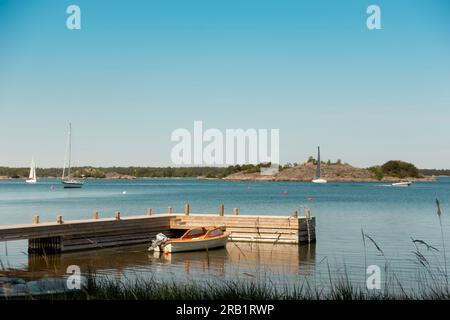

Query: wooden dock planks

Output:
[170, 214, 315, 244]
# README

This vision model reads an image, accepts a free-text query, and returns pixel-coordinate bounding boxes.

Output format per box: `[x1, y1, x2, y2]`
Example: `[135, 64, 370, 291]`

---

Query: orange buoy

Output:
[283, 191, 288, 195]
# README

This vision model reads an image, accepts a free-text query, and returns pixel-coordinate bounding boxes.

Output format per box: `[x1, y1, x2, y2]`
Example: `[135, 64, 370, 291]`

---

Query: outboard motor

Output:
[148, 233, 168, 252]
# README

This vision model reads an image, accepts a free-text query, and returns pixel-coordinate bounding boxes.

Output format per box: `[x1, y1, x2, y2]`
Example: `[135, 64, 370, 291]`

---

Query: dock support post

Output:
[184, 203, 190, 216]
[219, 204, 224, 216]
[168, 207, 173, 214]
[56, 215, 63, 224]
[92, 211, 99, 220]
[146, 208, 152, 216]
[233, 208, 238, 216]
[34, 215, 39, 224]
[305, 208, 311, 219]
[28, 236, 62, 254]
[115, 211, 121, 220]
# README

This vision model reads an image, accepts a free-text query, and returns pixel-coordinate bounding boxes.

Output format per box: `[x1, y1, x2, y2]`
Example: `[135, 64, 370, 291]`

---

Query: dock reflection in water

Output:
[25, 242, 316, 285]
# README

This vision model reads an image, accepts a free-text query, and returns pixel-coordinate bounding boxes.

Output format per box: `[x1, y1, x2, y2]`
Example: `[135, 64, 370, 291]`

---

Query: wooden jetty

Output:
[0, 204, 316, 254]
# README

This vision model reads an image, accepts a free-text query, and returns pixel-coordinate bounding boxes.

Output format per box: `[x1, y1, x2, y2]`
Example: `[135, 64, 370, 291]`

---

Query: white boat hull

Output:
[312, 178, 327, 184]
[391, 181, 412, 187]
[156, 235, 229, 253]
[62, 180, 84, 188]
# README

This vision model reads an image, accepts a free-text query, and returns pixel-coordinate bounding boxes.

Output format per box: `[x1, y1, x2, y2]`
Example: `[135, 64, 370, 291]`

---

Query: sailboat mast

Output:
[316, 146, 321, 179]
[33, 157, 36, 180]
[68, 123, 72, 178]
[62, 123, 72, 180]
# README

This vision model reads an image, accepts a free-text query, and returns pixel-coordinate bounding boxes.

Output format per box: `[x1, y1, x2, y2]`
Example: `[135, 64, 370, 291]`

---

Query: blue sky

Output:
[0, 0, 449, 168]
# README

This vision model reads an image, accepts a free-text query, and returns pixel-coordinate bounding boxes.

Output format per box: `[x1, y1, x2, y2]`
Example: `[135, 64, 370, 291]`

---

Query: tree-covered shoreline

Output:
[0, 165, 265, 179]
[0, 160, 443, 180]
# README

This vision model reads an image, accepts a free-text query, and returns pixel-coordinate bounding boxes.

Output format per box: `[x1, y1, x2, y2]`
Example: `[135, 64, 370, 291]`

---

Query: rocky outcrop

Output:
[224, 162, 435, 182]
[104, 172, 136, 179]
[0, 275, 77, 298]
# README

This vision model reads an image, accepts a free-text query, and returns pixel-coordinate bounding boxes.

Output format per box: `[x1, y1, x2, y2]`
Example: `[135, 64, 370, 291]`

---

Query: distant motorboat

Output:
[61, 123, 84, 189]
[312, 146, 327, 184]
[25, 156, 37, 184]
[391, 181, 412, 187]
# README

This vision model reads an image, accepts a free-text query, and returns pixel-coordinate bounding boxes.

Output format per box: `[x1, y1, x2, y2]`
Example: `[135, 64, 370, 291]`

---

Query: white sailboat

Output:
[312, 146, 327, 184]
[61, 123, 84, 188]
[25, 157, 37, 184]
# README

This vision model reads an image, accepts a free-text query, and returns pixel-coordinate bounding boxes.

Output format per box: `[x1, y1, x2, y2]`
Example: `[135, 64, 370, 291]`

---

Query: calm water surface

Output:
[1, 178, 449, 291]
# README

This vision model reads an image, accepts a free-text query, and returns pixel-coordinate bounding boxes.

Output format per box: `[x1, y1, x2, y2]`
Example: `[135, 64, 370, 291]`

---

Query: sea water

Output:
[0, 177, 449, 292]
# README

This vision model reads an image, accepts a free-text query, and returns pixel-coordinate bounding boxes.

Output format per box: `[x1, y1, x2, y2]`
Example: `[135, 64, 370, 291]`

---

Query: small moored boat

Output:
[391, 181, 412, 187]
[148, 227, 230, 253]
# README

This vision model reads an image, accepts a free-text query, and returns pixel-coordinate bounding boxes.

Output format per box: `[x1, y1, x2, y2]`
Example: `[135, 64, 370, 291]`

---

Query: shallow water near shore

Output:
[1, 177, 450, 293]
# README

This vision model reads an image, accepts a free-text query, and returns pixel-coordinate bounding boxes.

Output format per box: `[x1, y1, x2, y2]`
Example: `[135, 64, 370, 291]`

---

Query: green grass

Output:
[34, 269, 448, 300]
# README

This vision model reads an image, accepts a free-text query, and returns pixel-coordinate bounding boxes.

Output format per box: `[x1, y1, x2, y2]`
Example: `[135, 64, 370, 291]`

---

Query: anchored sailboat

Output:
[61, 123, 84, 188]
[312, 146, 327, 184]
[25, 156, 37, 184]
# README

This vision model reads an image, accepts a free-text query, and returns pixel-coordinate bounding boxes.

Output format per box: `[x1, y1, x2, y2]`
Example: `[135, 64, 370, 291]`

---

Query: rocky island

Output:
[223, 160, 435, 182]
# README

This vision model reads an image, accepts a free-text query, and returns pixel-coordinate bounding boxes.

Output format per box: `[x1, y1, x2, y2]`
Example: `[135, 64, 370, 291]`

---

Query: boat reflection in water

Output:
[153, 242, 316, 277]
[25, 242, 316, 285]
